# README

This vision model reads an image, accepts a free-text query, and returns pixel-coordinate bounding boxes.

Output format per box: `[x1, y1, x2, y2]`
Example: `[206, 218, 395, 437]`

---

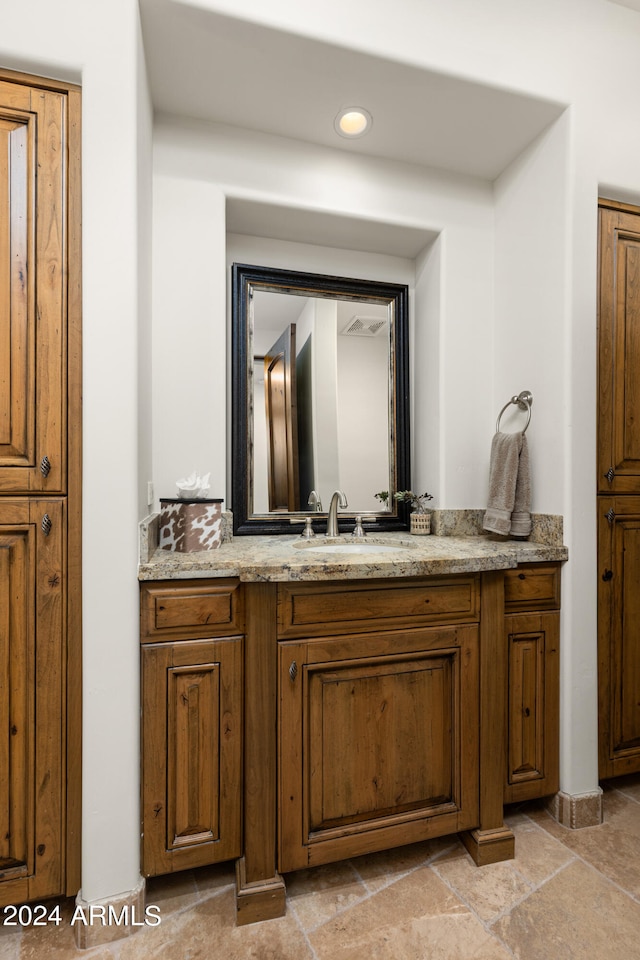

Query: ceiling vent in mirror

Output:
[341, 315, 388, 337]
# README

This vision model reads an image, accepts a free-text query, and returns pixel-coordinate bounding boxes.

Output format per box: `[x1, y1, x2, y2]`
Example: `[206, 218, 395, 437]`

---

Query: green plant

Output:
[393, 490, 433, 514]
[374, 491, 389, 506]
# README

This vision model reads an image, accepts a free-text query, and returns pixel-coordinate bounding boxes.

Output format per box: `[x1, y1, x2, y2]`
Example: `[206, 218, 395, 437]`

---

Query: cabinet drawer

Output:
[504, 564, 560, 611]
[277, 576, 479, 639]
[140, 579, 243, 642]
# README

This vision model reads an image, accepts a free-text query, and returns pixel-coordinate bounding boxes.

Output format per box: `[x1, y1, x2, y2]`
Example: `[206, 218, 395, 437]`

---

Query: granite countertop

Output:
[138, 511, 568, 583]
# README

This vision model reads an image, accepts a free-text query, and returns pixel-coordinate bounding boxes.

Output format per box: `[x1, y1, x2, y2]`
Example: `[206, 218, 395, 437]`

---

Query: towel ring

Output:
[496, 390, 533, 434]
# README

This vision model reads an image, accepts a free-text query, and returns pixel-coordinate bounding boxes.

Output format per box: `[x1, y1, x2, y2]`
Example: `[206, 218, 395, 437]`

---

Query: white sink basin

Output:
[293, 538, 415, 555]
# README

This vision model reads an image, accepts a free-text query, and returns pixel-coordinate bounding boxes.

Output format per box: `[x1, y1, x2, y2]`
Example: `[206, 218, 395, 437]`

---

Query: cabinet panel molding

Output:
[167, 663, 220, 850]
[504, 611, 559, 803]
[308, 654, 454, 830]
[0, 113, 33, 466]
[0, 526, 32, 878]
[0, 85, 67, 494]
[508, 629, 545, 781]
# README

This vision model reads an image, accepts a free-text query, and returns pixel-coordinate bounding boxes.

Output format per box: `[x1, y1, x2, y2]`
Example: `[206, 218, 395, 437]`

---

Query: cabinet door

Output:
[0, 79, 67, 494]
[598, 497, 640, 778]
[0, 499, 65, 907]
[504, 611, 559, 803]
[598, 201, 640, 494]
[141, 636, 243, 876]
[278, 625, 479, 872]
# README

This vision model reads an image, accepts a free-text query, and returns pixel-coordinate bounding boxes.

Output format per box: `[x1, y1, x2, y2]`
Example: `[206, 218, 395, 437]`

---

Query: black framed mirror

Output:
[231, 263, 410, 535]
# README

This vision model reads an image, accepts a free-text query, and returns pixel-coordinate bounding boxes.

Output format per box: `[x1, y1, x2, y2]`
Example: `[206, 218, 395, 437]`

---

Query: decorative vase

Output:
[410, 512, 431, 536]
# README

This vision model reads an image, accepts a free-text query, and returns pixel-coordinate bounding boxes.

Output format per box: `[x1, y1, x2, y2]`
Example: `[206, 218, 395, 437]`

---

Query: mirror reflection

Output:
[231, 264, 410, 535]
[252, 290, 391, 515]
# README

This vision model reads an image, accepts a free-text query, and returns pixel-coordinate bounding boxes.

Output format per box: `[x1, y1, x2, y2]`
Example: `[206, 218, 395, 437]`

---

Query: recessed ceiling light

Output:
[334, 106, 372, 139]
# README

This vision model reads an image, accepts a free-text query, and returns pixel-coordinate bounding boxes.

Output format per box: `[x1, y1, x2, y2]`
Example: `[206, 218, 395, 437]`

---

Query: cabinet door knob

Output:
[40, 455, 51, 477]
[606, 508, 616, 524]
[41, 514, 52, 536]
[602, 569, 614, 582]
[289, 660, 298, 682]
[605, 467, 615, 483]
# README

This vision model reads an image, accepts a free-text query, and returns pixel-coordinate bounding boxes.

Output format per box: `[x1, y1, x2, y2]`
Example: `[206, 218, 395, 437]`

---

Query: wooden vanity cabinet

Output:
[140, 563, 562, 921]
[140, 579, 243, 877]
[277, 577, 481, 871]
[503, 563, 560, 803]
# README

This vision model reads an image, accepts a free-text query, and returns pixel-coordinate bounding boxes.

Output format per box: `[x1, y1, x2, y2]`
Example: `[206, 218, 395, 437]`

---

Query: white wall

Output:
[138, 17, 154, 519]
[155, 119, 496, 509]
[494, 116, 570, 514]
[151, 176, 227, 504]
[494, 112, 602, 796]
[413, 236, 442, 501]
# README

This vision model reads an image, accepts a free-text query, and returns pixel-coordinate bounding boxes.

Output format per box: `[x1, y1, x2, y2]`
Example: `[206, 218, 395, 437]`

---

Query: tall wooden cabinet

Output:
[0, 70, 81, 905]
[598, 199, 640, 778]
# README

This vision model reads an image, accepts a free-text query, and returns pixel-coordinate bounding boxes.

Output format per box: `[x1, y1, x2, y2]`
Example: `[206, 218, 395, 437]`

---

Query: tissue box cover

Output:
[159, 498, 223, 552]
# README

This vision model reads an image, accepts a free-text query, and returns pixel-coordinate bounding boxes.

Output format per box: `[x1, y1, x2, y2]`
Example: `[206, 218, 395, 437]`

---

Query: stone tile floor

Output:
[2, 774, 639, 959]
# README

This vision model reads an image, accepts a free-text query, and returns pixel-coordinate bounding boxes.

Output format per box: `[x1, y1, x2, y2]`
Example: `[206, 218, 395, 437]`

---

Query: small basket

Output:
[410, 512, 431, 536]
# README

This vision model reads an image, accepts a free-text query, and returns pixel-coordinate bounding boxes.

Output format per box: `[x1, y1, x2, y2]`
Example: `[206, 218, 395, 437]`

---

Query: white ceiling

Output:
[139, 0, 565, 181]
[607, 0, 640, 11]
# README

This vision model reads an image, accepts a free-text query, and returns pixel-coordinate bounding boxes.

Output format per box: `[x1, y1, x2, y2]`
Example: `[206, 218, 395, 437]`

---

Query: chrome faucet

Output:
[307, 490, 323, 512]
[326, 490, 348, 537]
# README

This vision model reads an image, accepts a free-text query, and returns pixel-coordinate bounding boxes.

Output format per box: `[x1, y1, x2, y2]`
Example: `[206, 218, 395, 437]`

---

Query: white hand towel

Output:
[483, 431, 532, 537]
